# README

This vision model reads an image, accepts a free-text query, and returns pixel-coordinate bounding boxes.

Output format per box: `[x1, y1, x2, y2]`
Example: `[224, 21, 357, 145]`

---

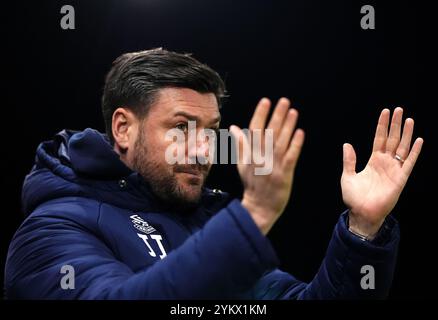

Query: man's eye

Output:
[175, 123, 188, 132]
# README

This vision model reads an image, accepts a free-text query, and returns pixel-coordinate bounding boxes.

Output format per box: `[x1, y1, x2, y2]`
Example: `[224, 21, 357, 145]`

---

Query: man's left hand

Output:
[341, 107, 423, 239]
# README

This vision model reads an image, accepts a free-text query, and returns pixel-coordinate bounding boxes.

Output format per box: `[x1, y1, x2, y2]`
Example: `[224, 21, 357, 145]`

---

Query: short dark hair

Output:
[101, 48, 226, 144]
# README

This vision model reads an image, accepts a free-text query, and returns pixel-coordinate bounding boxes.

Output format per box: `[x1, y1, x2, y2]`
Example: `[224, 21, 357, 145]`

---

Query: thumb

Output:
[342, 143, 357, 175]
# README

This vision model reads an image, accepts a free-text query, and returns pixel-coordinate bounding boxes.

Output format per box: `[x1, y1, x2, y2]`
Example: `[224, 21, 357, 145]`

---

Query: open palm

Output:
[341, 108, 423, 228]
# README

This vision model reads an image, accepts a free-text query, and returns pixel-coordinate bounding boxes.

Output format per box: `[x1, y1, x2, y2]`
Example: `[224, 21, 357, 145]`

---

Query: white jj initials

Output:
[137, 233, 167, 259]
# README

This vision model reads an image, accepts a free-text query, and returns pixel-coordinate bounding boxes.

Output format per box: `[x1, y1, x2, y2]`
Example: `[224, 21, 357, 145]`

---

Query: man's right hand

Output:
[230, 97, 305, 235]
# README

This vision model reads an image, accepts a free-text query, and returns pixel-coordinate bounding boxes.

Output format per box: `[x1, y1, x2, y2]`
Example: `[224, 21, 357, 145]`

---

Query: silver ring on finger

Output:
[395, 154, 405, 163]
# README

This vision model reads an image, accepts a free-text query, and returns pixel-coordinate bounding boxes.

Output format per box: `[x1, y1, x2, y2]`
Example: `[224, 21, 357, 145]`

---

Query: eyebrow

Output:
[173, 111, 221, 125]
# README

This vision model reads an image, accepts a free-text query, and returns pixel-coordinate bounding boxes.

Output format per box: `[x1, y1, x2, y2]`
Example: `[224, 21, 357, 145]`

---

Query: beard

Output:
[132, 125, 211, 211]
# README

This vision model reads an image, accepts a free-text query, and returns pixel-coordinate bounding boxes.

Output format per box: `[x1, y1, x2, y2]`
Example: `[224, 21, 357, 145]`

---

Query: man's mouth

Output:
[178, 169, 202, 177]
[175, 166, 205, 175]
[174, 166, 206, 183]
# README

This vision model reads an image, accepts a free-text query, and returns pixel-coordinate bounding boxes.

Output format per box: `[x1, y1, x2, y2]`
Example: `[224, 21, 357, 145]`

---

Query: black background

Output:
[1, 0, 435, 299]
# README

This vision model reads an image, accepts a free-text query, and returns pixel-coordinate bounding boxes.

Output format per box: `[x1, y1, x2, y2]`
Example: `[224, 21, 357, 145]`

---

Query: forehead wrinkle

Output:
[173, 103, 220, 124]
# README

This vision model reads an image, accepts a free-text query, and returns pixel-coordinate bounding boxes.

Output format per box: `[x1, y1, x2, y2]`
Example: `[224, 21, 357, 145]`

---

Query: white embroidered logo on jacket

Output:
[130, 214, 167, 259]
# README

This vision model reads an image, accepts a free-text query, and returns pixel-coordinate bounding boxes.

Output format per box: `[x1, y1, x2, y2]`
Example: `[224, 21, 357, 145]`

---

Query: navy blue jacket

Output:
[5, 128, 400, 299]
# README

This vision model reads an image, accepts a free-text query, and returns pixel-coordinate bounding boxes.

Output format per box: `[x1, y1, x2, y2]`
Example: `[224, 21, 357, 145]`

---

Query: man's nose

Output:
[187, 133, 212, 162]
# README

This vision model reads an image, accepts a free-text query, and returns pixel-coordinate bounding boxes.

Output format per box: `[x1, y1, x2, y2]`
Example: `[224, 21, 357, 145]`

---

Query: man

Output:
[4, 48, 423, 299]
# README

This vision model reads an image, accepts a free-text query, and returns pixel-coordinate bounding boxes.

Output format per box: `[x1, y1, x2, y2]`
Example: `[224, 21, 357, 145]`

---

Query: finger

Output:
[386, 107, 404, 154]
[283, 128, 305, 170]
[395, 118, 414, 160]
[342, 143, 357, 176]
[249, 98, 271, 131]
[275, 109, 299, 156]
[402, 137, 424, 177]
[230, 125, 251, 165]
[372, 108, 390, 152]
[267, 97, 290, 140]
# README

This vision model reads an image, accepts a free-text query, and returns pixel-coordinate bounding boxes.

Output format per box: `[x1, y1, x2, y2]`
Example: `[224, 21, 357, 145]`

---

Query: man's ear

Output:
[112, 107, 138, 153]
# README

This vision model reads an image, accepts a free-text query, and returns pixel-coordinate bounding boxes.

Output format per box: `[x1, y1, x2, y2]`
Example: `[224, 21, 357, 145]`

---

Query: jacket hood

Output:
[22, 128, 228, 216]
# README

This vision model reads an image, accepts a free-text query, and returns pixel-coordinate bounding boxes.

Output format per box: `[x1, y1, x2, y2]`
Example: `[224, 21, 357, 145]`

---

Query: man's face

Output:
[132, 88, 221, 208]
